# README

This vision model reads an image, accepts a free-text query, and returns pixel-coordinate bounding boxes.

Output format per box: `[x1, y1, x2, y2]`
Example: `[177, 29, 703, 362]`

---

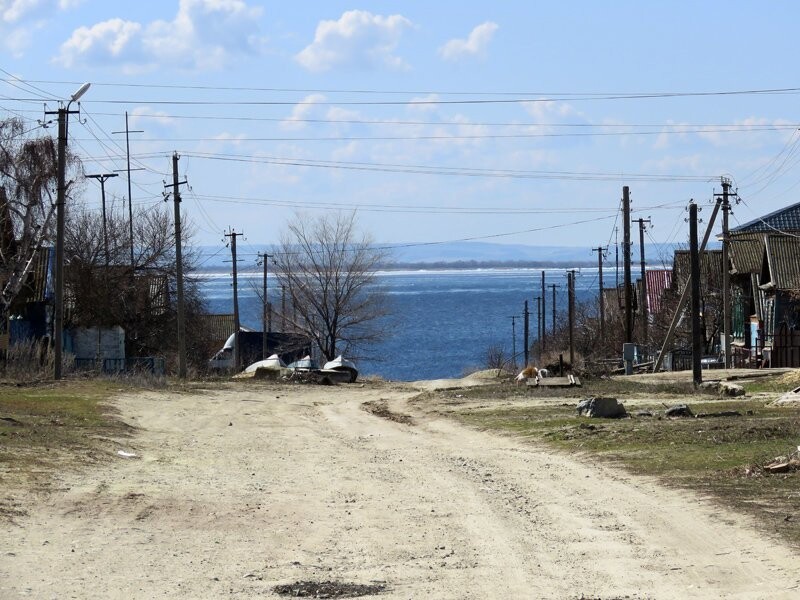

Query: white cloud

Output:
[407, 94, 440, 113]
[1, 0, 80, 55]
[280, 94, 327, 131]
[439, 21, 498, 62]
[522, 99, 580, 122]
[295, 10, 413, 72]
[2, 0, 42, 23]
[57, 18, 142, 68]
[129, 106, 176, 128]
[55, 0, 265, 72]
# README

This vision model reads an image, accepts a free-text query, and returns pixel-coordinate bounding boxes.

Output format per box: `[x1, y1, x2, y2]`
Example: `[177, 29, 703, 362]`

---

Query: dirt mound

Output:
[776, 369, 800, 387]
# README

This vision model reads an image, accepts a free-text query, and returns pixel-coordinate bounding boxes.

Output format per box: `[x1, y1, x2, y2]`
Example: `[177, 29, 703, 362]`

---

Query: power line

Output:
[7, 79, 800, 100]
[66, 125, 797, 143]
[177, 151, 714, 182]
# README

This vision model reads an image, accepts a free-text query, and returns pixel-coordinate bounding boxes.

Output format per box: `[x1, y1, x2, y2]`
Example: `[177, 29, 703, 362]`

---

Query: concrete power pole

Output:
[86, 173, 118, 266]
[167, 153, 188, 379]
[622, 186, 633, 344]
[718, 178, 734, 368]
[257, 252, 273, 359]
[689, 202, 703, 385]
[225, 229, 244, 371]
[550, 283, 558, 336]
[591, 246, 606, 344]
[633, 217, 652, 346]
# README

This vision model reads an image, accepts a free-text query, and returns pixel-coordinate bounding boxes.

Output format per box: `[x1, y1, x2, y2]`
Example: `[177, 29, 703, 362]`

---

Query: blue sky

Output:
[2, 1, 800, 261]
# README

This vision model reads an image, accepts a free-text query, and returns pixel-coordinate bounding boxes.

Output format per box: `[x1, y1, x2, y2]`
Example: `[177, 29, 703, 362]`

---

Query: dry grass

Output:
[424, 374, 800, 548]
[0, 380, 132, 519]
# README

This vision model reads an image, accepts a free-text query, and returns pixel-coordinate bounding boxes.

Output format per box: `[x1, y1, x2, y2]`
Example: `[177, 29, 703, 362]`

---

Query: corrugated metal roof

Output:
[197, 314, 236, 342]
[730, 200, 800, 234]
[671, 249, 723, 292]
[728, 234, 764, 275]
[645, 269, 672, 315]
[762, 236, 800, 290]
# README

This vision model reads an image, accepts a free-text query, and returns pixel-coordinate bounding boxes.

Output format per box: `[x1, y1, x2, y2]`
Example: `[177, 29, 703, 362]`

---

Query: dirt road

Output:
[2, 381, 799, 599]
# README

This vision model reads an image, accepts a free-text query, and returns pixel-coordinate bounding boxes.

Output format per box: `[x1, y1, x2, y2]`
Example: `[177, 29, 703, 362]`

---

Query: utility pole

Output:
[509, 315, 518, 370]
[689, 202, 702, 385]
[549, 283, 559, 336]
[653, 198, 721, 372]
[46, 83, 90, 380]
[86, 173, 118, 266]
[523, 300, 530, 367]
[633, 217, 652, 346]
[535, 296, 542, 358]
[717, 178, 735, 368]
[567, 270, 576, 367]
[615, 226, 620, 288]
[112, 113, 143, 269]
[225, 229, 244, 371]
[51, 106, 71, 380]
[591, 246, 606, 344]
[257, 252, 273, 359]
[281, 285, 286, 331]
[622, 186, 633, 344]
[540, 271, 546, 353]
[165, 153, 188, 379]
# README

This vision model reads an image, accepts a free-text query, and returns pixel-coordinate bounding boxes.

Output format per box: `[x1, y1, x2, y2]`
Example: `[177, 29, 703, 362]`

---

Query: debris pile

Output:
[763, 449, 800, 475]
[273, 580, 386, 598]
[744, 447, 800, 477]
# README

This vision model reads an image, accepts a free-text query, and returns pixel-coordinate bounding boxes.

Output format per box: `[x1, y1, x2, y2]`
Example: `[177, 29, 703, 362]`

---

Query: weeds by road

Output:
[0, 380, 135, 519]
[418, 371, 800, 548]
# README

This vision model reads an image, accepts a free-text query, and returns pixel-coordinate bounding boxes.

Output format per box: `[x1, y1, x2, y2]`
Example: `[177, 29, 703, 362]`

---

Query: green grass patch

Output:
[0, 380, 132, 494]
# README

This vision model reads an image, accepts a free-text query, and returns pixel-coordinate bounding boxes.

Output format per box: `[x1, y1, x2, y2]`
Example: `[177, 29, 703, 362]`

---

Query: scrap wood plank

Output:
[528, 376, 581, 387]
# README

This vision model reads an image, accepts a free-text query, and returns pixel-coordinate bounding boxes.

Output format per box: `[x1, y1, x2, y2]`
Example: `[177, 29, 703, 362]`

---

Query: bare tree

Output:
[0, 118, 79, 323]
[273, 212, 390, 361]
[64, 202, 210, 370]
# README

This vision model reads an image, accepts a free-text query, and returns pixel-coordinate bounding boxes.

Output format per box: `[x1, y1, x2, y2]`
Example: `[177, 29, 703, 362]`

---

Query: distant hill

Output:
[196, 240, 698, 271]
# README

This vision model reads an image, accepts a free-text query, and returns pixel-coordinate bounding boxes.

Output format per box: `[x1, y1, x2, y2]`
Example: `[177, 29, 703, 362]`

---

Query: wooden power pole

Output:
[633, 217, 652, 346]
[167, 153, 188, 379]
[523, 300, 530, 367]
[257, 252, 273, 359]
[622, 186, 633, 344]
[592, 246, 605, 343]
[718, 178, 734, 368]
[567, 270, 576, 367]
[86, 173, 118, 266]
[689, 202, 702, 385]
[225, 228, 244, 371]
[540, 271, 546, 353]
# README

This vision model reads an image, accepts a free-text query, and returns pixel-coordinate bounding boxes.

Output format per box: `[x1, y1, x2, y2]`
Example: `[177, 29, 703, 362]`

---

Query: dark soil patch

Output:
[273, 580, 386, 598]
[361, 399, 414, 425]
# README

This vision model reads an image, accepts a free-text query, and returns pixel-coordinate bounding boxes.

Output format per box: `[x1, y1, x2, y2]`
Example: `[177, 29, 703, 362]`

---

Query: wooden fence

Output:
[772, 323, 800, 368]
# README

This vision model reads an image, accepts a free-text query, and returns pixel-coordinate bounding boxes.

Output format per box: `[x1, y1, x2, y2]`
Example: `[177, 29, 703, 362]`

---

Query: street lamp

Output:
[51, 82, 90, 380]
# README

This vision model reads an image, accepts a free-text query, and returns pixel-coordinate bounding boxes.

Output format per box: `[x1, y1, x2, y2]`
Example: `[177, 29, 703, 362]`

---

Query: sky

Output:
[2, 1, 800, 265]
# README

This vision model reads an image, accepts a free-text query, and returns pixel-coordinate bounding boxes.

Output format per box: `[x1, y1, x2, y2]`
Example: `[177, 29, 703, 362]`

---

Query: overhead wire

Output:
[177, 151, 713, 182]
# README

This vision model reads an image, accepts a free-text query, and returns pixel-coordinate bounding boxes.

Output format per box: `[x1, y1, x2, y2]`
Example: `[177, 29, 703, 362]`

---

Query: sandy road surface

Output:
[2, 382, 799, 599]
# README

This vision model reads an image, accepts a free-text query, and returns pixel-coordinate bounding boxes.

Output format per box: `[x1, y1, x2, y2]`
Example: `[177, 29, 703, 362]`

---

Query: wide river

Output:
[200, 268, 604, 381]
